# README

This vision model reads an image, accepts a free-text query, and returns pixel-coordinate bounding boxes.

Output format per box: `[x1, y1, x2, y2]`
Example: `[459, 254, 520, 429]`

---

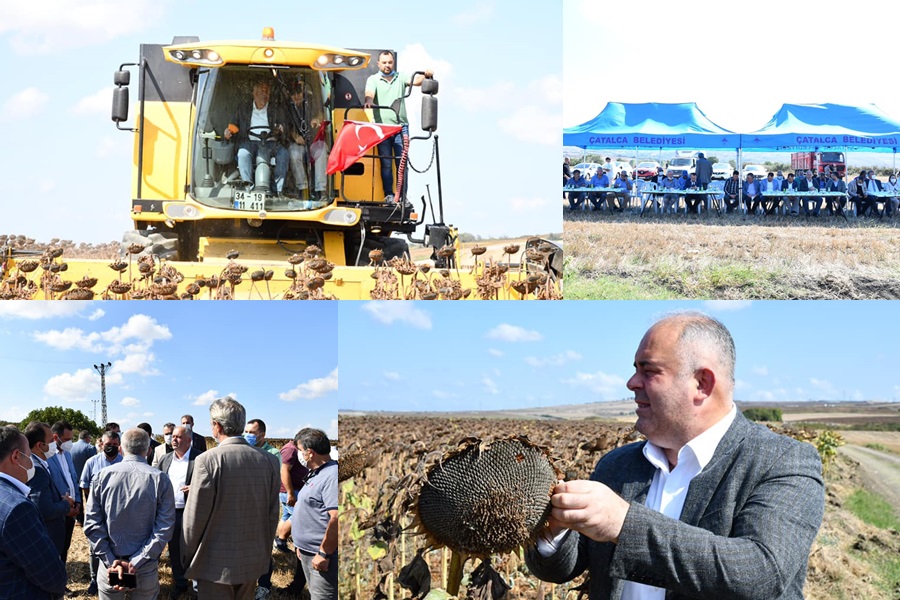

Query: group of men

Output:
[225, 50, 432, 205]
[563, 156, 635, 211]
[728, 168, 899, 217]
[1, 401, 338, 600]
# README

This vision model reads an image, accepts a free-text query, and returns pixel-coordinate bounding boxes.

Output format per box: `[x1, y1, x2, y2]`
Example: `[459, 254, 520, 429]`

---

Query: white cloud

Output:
[121, 396, 140, 407]
[485, 323, 542, 342]
[528, 74, 563, 106]
[451, 3, 494, 25]
[702, 300, 753, 312]
[0, 1, 169, 54]
[0, 303, 89, 320]
[280, 368, 339, 401]
[562, 371, 627, 396]
[33, 327, 101, 351]
[361, 302, 432, 330]
[191, 389, 220, 407]
[509, 197, 549, 213]
[383, 371, 401, 381]
[43, 368, 98, 401]
[525, 350, 582, 367]
[481, 376, 499, 396]
[488, 348, 504, 357]
[752, 366, 769, 376]
[0, 87, 49, 122]
[498, 105, 561, 146]
[88, 309, 105, 321]
[101, 314, 172, 350]
[453, 81, 516, 111]
[72, 86, 114, 115]
[112, 352, 157, 375]
[327, 419, 338, 440]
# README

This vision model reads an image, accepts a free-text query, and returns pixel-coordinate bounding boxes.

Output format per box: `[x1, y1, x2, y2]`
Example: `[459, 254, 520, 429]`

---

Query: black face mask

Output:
[103, 445, 118, 457]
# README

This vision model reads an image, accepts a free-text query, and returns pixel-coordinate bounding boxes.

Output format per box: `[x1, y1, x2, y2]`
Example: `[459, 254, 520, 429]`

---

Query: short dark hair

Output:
[294, 428, 331, 456]
[379, 50, 394, 59]
[51, 421, 72, 437]
[767, 172, 775, 177]
[0, 426, 26, 463]
[78, 430, 92, 442]
[102, 431, 121, 443]
[181, 415, 194, 424]
[104, 422, 120, 432]
[247, 419, 267, 434]
[136, 422, 152, 435]
[23, 421, 50, 448]
[163, 422, 176, 431]
[732, 170, 739, 176]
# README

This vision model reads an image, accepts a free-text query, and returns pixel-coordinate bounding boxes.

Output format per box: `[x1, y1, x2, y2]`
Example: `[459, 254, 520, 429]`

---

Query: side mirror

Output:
[421, 96, 437, 132]
[113, 69, 130, 86]
[112, 87, 129, 123]
[421, 78, 438, 96]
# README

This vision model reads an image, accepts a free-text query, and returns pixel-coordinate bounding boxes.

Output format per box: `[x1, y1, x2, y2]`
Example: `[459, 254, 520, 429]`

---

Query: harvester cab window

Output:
[191, 67, 331, 211]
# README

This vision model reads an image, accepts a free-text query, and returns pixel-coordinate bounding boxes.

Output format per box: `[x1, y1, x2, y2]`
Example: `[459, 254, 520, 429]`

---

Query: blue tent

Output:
[742, 103, 900, 152]
[563, 102, 738, 150]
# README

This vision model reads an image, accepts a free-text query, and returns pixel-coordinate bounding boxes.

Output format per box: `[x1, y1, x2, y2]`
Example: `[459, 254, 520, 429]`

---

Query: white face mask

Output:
[298, 448, 309, 468]
[60, 440, 73, 453]
[45, 440, 58, 458]
[19, 452, 36, 483]
[164, 434, 173, 446]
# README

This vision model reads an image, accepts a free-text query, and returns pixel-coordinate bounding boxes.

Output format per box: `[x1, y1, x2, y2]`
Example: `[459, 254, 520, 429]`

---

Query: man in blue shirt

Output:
[85, 429, 175, 600]
[564, 169, 588, 210]
[588, 167, 611, 210]
[80, 430, 124, 595]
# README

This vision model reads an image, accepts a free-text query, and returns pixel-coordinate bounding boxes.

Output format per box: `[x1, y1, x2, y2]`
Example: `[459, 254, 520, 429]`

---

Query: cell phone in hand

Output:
[109, 571, 138, 588]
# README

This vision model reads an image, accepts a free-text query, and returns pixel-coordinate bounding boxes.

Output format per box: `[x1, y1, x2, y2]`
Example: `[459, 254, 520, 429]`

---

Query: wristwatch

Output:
[317, 550, 329, 559]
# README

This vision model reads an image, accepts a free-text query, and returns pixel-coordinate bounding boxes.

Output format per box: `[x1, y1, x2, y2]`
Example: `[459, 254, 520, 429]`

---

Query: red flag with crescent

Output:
[326, 120, 402, 175]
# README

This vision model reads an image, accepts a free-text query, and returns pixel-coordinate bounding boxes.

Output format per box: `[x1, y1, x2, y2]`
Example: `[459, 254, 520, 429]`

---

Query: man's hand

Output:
[312, 553, 329, 572]
[180, 485, 190, 494]
[549, 480, 630, 543]
[287, 491, 296, 507]
[109, 559, 136, 591]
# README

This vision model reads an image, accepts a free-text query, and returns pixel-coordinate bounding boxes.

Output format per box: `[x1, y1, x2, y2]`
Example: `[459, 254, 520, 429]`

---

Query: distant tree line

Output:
[743, 407, 783, 422]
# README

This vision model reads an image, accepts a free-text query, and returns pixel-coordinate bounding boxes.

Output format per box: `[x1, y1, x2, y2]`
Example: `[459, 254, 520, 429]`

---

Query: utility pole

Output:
[93, 362, 112, 427]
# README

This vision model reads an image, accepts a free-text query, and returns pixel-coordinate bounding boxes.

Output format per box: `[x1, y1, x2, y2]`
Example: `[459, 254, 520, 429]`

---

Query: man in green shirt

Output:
[364, 50, 433, 202]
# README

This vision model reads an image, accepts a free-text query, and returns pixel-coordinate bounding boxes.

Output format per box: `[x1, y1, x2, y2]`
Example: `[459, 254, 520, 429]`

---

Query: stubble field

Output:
[563, 211, 900, 299]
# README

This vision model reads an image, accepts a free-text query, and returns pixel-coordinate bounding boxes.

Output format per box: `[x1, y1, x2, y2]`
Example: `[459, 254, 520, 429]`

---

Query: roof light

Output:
[264, 48, 274, 58]
[333, 55, 344, 65]
[191, 50, 202, 60]
[173, 50, 185, 60]
[207, 50, 219, 62]
[262, 27, 275, 40]
[316, 54, 329, 66]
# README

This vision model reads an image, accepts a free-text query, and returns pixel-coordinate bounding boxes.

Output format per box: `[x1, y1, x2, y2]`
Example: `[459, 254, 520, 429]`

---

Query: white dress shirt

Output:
[621, 404, 737, 600]
[53, 453, 77, 497]
[168, 451, 191, 509]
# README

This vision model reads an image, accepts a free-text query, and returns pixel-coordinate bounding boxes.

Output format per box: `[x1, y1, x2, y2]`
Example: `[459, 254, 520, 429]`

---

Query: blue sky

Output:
[338, 301, 900, 412]
[0, 1, 560, 244]
[0, 302, 338, 439]
[564, 0, 900, 165]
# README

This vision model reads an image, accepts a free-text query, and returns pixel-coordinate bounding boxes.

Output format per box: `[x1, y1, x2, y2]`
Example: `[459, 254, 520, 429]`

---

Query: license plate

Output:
[233, 190, 266, 211]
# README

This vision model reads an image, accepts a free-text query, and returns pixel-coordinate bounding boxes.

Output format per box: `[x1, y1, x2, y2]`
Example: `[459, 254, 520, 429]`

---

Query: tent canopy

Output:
[563, 102, 738, 150]
[742, 103, 900, 152]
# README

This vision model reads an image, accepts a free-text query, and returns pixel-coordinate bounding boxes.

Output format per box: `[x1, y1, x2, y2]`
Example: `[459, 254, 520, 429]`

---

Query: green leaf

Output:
[367, 541, 388, 560]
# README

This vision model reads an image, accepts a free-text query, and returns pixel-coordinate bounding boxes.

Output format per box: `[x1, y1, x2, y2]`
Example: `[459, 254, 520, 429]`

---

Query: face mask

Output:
[298, 449, 309, 468]
[45, 441, 58, 458]
[60, 440, 73, 453]
[164, 434, 173, 445]
[243, 433, 258, 446]
[18, 452, 35, 483]
[103, 445, 118, 458]
[183, 424, 192, 433]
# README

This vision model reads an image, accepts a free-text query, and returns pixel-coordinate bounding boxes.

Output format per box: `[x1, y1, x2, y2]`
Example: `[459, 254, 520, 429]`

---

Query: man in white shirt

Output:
[157, 425, 200, 598]
[526, 312, 825, 599]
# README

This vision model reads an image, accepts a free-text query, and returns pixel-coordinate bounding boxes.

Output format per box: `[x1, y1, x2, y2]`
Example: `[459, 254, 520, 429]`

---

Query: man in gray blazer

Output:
[181, 397, 280, 600]
[526, 312, 825, 599]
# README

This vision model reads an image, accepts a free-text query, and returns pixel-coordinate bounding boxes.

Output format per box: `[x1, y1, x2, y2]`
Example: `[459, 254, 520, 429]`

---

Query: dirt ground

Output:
[840, 444, 900, 511]
[62, 524, 307, 599]
[564, 213, 900, 299]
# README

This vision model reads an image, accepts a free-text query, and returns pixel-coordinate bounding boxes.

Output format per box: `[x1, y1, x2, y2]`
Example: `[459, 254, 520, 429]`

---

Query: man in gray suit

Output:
[181, 397, 280, 600]
[526, 312, 825, 599]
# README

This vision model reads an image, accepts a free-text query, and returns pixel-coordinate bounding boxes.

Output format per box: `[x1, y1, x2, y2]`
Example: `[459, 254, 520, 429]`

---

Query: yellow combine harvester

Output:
[0, 29, 561, 300]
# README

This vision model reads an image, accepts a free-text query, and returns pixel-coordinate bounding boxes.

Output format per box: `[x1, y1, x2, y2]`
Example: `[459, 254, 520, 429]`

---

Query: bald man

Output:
[526, 312, 825, 600]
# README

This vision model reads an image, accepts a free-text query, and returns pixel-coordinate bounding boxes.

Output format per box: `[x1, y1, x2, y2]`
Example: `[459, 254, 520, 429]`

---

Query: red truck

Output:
[790, 151, 846, 176]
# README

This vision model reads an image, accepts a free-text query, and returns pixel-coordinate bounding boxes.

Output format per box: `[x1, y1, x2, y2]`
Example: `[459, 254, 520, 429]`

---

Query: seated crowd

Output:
[564, 157, 900, 217]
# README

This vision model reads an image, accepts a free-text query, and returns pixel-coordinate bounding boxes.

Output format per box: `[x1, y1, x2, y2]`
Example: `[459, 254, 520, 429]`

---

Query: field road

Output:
[839, 444, 900, 510]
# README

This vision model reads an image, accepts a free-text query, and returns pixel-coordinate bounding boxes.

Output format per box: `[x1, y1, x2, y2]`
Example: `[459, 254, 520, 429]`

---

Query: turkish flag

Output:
[326, 120, 402, 175]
